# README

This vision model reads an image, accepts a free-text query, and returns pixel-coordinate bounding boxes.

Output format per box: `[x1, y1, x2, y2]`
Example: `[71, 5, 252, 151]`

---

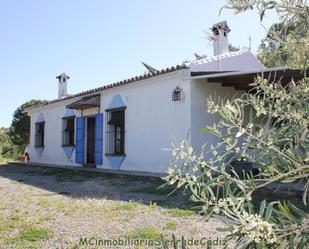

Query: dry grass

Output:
[0, 164, 227, 248]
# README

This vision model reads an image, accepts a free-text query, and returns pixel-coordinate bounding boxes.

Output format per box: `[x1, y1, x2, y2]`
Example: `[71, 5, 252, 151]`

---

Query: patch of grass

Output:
[0, 215, 18, 233]
[67, 244, 81, 249]
[127, 226, 162, 240]
[110, 212, 135, 222]
[24, 196, 35, 206]
[0, 197, 6, 209]
[11, 209, 21, 221]
[38, 198, 65, 211]
[131, 185, 176, 196]
[167, 208, 195, 217]
[18, 228, 51, 241]
[189, 227, 199, 236]
[5, 227, 52, 249]
[55, 200, 65, 210]
[0, 221, 16, 233]
[0, 208, 26, 234]
[112, 201, 140, 211]
[35, 213, 55, 224]
[6, 242, 37, 249]
[40, 192, 55, 197]
[164, 221, 177, 230]
[38, 198, 53, 208]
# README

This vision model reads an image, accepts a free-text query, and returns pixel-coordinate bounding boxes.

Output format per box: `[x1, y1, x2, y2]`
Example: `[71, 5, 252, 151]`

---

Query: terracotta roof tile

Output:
[26, 64, 187, 111]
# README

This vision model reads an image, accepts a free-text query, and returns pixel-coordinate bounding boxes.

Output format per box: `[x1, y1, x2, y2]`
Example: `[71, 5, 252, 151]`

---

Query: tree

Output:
[249, 1, 308, 71]
[9, 99, 47, 151]
[0, 128, 9, 155]
[257, 22, 292, 67]
[166, 1, 309, 248]
[0, 128, 18, 160]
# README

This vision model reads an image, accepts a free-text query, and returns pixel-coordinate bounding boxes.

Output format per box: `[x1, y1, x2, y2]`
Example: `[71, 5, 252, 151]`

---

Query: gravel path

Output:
[0, 164, 229, 249]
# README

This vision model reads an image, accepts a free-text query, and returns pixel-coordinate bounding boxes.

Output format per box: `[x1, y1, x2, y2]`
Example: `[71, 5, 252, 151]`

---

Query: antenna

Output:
[141, 62, 158, 74]
[194, 53, 203, 60]
[194, 53, 207, 60]
[249, 36, 252, 51]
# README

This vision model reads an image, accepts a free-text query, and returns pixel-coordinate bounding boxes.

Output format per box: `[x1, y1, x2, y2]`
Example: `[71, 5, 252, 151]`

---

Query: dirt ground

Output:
[0, 163, 229, 249]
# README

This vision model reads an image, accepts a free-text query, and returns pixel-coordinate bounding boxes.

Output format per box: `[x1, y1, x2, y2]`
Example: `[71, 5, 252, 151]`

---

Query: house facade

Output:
[26, 21, 266, 174]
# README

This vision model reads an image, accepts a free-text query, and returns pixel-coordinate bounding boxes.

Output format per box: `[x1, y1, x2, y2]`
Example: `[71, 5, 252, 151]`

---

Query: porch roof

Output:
[191, 66, 306, 91]
[66, 95, 100, 111]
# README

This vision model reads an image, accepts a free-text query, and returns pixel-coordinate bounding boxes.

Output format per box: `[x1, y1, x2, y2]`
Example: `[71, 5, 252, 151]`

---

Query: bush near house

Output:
[0, 128, 18, 161]
[9, 99, 47, 149]
[0, 100, 47, 161]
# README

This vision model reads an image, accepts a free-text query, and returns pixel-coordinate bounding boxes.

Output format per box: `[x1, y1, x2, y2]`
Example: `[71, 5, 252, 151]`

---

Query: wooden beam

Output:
[221, 82, 249, 87]
[208, 76, 254, 83]
[217, 76, 300, 85]
[235, 86, 252, 91]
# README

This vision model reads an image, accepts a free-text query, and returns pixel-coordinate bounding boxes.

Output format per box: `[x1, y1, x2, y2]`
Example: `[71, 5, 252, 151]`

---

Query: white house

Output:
[25, 21, 300, 174]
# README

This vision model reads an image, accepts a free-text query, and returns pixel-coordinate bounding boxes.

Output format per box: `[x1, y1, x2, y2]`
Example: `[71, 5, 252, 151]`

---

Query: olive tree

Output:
[166, 1, 309, 248]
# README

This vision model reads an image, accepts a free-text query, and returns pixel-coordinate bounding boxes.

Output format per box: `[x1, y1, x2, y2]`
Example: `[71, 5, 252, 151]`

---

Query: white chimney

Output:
[211, 21, 231, 56]
[56, 73, 70, 99]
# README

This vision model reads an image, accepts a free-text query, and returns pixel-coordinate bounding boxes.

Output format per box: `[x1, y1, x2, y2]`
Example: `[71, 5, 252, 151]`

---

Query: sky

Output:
[0, 0, 278, 128]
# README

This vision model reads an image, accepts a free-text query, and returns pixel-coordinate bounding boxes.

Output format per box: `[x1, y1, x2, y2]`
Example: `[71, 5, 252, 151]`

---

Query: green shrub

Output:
[166, 1, 309, 248]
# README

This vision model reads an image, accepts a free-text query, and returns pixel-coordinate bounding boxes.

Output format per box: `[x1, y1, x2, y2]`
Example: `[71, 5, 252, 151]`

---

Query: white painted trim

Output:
[191, 66, 289, 80]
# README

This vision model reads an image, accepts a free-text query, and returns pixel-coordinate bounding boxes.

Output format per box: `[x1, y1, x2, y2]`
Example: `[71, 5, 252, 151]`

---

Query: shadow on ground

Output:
[0, 163, 193, 209]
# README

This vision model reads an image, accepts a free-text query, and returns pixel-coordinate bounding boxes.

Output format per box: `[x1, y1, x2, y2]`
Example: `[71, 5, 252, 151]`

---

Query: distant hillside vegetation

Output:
[0, 127, 19, 161]
[0, 127, 9, 135]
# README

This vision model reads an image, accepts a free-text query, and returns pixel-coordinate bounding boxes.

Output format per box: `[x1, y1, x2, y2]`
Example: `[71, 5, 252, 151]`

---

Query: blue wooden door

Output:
[95, 113, 103, 165]
[75, 117, 85, 164]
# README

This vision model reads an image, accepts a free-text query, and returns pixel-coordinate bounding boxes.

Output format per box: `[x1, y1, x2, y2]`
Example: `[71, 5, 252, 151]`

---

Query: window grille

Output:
[172, 86, 182, 102]
[62, 117, 75, 146]
[35, 122, 45, 147]
[105, 109, 125, 155]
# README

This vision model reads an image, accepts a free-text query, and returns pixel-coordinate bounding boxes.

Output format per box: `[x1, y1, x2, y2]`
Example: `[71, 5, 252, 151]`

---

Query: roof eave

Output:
[25, 65, 188, 112]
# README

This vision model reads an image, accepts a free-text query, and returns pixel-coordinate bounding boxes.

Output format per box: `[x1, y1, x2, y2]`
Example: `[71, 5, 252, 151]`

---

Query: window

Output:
[172, 86, 182, 102]
[35, 122, 45, 147]
[106, 109, 125, 155]
[62, 117, 75, 146]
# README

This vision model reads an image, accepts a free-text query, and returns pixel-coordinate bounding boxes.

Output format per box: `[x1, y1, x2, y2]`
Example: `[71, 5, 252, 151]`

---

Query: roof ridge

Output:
[190, 49, 249, 65]
[26, 63, 187, 111]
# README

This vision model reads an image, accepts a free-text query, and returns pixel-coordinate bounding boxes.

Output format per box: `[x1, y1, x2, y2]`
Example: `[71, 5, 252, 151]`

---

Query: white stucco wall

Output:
[27, 70, 192, 173]
[27, 69, 249, 174]
[100, 70, 191, 173]
[28, 101, 81, 166]
[190, 79, 244, 160]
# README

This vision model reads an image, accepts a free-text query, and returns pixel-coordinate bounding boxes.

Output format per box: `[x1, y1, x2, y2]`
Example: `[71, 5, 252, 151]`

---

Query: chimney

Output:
[56, 73, 70, 99]
[211, 21, 231, 56]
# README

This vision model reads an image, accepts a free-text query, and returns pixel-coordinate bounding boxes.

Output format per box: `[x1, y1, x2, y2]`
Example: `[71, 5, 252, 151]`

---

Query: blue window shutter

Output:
[95, 113, 103, 165]
[75, 117, 85, 164]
